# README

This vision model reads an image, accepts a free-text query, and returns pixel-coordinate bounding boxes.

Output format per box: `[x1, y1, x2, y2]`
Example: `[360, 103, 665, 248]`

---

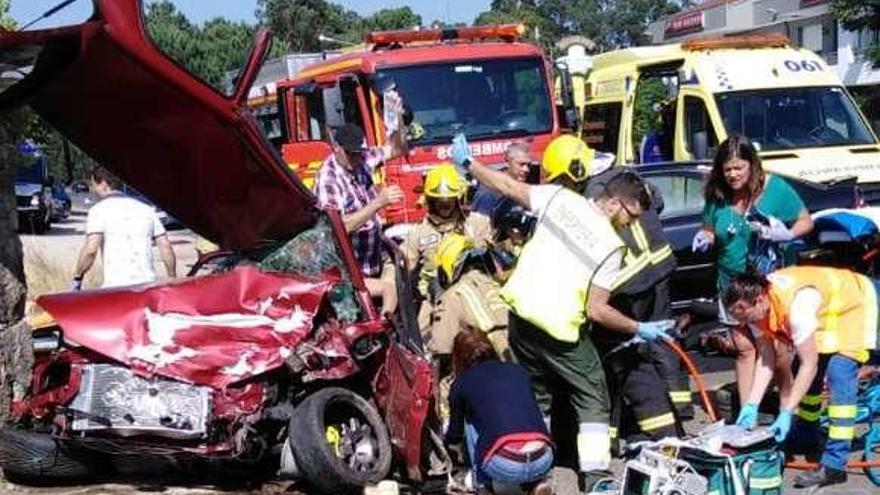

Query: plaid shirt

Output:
[315, 147, 386, 277]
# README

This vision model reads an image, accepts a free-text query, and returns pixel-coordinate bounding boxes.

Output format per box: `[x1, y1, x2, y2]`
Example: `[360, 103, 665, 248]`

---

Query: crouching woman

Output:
[445, 329, 553, 494]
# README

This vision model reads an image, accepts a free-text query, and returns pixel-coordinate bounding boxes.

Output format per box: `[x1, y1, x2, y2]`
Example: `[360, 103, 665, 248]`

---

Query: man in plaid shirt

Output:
[315, 92, 407, 278]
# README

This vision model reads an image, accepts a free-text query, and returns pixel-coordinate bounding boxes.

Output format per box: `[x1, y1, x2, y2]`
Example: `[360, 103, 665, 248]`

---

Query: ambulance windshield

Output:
[377, 57, 553, 145]
[716, 86, 876, 151]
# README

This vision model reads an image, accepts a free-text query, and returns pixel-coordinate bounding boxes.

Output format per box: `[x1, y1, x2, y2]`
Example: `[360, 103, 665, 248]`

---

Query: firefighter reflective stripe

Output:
[798, 408, 822, 422]
[609, 426, 618, 439]
[456, 284, 494, 332]
[750, 476, 783, 489]
[649, 244, 673, 265]
[631, 221, 650, 250]
[669, 390, 691, 404]
[828, 404, 857, 419]
[502, 192, 623, 343]
[611, 252, 650, 290]
[577, 422, 611, 471]
[829, 425, 855, 440]
[637, 412, 676, 432]
[801, 393, 822, 406]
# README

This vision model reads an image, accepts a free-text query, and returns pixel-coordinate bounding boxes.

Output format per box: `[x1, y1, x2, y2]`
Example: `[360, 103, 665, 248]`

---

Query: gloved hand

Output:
[70, 278, 83, 291]
[770, 408, 794, 442]
[735, 402, 759, 429]
[450, 133, 473, 169]
[764, 216, 794, 242]
[635, 319, 675, 342]
[691, 230, 713, 253]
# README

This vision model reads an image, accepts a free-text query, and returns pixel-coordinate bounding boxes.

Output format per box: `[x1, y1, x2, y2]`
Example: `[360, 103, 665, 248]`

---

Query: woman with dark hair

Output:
[691, 134, 813, 406]
[445, 329, 553, 495]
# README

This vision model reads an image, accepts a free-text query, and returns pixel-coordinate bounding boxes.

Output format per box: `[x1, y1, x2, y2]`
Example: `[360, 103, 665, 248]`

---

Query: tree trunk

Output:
[0, 109, 33, 425]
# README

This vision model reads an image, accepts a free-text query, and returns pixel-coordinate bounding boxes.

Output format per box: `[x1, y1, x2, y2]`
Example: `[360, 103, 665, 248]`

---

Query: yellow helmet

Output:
[435, 233, 474, 284]
[541, 135, 594, 183]
[424, 163, 465, 199]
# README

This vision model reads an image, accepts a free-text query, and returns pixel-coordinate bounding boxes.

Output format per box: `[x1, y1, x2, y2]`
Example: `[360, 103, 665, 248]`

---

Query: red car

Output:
[0, 1, 442, 492]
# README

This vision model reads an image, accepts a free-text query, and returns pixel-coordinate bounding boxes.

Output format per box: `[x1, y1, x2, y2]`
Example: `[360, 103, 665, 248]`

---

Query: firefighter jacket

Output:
[501, 187, 624, 343]
[402, 212, 491, 297]
[761, 266, 880, 363]
[427, 270, 508, 355]
[585, 167, 675, 295]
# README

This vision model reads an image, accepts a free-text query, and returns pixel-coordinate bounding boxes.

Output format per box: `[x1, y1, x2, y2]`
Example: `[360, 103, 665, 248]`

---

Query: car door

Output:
[638, 165, 716, 309]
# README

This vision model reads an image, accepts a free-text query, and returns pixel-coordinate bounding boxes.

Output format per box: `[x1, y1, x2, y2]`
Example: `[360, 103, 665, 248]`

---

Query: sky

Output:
[10, 0, 492, 30]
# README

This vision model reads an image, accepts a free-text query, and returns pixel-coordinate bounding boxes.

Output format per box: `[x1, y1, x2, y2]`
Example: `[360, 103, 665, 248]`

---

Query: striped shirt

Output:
[315, 148, 385, 277]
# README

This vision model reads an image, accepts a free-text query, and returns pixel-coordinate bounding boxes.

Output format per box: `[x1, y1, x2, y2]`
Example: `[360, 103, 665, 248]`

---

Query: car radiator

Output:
[69, 364, 211, 439]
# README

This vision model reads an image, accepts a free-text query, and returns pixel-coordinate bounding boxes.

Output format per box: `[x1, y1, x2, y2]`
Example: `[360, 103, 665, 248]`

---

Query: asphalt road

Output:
[6, 198, 878, 494]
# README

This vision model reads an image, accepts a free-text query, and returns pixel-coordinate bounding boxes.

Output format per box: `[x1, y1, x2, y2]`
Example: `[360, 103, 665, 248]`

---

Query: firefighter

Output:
[586, 167, 691, 446]
[428, 233, 509, 358]
[450, 133, 676, 492]
[724, 267, 880, 488]
[401, 163, 490, 324]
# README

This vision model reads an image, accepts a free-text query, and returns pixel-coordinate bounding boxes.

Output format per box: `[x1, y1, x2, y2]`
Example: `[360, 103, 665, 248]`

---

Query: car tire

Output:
[288, 387, 392, 494]
[0, 429, 96, 484]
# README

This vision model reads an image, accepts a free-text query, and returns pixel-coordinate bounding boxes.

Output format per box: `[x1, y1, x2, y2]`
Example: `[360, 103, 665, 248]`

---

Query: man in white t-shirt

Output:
[72, 167, 176, 289]
[450, 133, 675, 492]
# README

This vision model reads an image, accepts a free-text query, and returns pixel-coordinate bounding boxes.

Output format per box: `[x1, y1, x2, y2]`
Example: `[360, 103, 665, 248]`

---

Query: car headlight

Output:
[30, 194, 40, 207]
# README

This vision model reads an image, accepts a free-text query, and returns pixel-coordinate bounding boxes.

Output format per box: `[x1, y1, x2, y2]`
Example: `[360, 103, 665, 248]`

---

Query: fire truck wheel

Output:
[0, 429, 96, 484]
[289, 387, 392, 494]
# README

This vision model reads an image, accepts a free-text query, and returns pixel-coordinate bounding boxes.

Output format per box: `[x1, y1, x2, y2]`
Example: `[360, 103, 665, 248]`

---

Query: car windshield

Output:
[715, 87, 876, 152]
[377, 57, 553, 145]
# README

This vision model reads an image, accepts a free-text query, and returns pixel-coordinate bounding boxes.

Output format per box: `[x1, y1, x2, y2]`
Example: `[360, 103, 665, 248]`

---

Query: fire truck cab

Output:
[275, 24, 563, 230]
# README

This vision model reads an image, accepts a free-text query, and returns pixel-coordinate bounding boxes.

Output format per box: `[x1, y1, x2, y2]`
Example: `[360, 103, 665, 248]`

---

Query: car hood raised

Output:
[0, 0, 317, 250]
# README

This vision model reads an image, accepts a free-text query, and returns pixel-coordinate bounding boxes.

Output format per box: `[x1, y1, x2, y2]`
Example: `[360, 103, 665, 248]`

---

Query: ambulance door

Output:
[675, 90, 723, 162]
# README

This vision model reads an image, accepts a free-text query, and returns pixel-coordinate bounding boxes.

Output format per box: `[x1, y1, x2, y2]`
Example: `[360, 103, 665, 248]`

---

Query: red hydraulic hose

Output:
[663, 338, 880, 470]
[663, 338, 718, 423]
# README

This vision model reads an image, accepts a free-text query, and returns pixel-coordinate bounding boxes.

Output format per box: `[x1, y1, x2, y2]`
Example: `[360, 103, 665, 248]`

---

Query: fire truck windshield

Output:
[377, 57, 553, 145]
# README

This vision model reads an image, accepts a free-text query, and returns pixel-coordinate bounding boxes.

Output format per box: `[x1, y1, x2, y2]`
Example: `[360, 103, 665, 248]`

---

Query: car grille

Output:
[16, 195, 34, 208]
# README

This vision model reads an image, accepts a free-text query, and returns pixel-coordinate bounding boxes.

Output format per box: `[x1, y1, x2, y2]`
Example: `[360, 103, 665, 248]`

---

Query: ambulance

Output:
[579, 34, 880, 201]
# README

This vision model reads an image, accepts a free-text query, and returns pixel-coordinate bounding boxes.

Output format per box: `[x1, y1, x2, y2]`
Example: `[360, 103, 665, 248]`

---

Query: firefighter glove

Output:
[770, 408, 794, 442]
[735, 402, 759, 429]
[635, 319, 675, 342]
[450, 134, 473, 170]
[691, 230, 713, 252]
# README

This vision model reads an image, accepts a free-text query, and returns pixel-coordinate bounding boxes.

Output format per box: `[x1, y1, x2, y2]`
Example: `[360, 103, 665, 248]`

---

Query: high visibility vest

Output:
[761, 266, 880, 362]
[501, 189, 624, 342]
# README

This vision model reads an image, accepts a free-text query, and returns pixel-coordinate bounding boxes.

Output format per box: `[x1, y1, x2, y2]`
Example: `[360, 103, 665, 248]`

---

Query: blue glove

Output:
[450, 133, 473, 168]
[70, 278, 83, 291]
[635, 319, 675, 342]
[691, 230, 713, 253]
[735, 402, 759, 429]
[770, 408, 794, 442]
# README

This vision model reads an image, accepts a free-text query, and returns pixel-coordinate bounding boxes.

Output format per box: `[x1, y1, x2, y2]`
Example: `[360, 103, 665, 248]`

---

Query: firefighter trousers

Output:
[508, 311, 610, 473]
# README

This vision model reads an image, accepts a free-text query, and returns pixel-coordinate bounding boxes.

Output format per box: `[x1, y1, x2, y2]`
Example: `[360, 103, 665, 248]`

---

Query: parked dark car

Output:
[14, 159, 52, 234]
[637, 162, 860, 311]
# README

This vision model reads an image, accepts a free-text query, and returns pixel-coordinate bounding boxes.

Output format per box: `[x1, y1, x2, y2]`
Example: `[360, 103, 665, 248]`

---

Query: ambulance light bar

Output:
[682, 33, 790, 51]
[366, 24, 525, 46]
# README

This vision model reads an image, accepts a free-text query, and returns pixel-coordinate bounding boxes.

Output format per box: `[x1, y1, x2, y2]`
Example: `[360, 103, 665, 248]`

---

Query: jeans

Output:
[464, 423, 554, 487]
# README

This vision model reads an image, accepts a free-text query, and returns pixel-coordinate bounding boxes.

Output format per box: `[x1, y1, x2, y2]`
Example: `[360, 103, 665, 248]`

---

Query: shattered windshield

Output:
[715, 87, 876, 152]
[259, 216, 361, 322]
[377, 57, 553, 145]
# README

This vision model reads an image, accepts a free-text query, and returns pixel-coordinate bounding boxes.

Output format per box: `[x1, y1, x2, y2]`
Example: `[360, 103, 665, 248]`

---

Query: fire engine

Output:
[269, 24, 569, 230]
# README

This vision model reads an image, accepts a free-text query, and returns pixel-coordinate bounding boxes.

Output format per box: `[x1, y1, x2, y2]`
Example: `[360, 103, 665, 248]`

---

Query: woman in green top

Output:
[692, 135, 814, 405]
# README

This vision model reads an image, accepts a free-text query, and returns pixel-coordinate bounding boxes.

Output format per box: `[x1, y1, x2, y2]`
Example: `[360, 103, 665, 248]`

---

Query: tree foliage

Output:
[256, 0, 423, 50]
[476, 0, 687, 54]
[146, 1, 260, 89]
[831, 0, 880, 67]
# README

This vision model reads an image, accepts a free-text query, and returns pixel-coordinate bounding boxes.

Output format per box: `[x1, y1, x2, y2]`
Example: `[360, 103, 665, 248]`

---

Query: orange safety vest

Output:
[759, 266, 879, 363]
